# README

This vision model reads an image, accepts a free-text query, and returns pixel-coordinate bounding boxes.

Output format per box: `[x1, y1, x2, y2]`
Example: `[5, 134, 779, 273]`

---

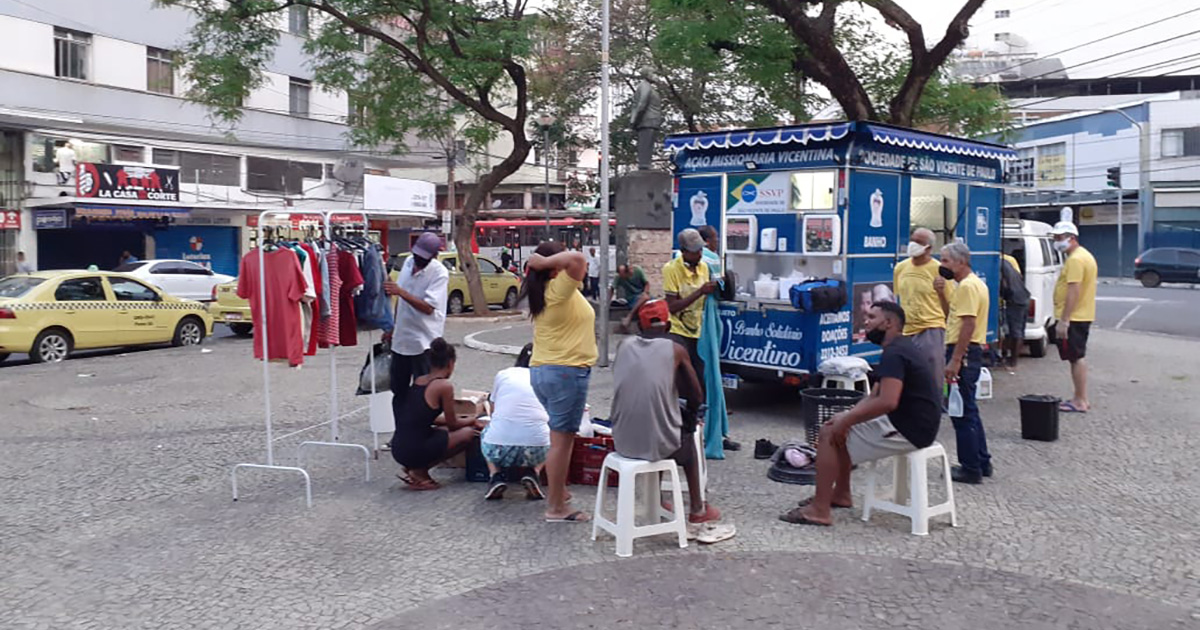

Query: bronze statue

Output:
[630, 67, 663, 171]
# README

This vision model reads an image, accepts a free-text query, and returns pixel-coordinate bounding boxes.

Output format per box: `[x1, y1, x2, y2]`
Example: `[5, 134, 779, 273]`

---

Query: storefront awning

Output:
[862, 124, 1017, 161]
[664, 123, 852, 151]
[75, 205, 191, 220]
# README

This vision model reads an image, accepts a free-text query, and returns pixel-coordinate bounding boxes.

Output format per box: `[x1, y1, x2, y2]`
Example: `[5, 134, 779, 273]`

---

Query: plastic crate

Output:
[800, 388, 865, 446]
[569, 436, 619, 486]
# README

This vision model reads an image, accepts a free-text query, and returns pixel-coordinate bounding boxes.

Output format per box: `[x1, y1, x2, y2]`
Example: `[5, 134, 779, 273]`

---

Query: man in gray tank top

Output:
[610, 300, 721, 524]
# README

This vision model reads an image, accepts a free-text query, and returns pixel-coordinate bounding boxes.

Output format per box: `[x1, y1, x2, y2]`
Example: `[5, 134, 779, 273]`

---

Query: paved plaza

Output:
[1, 319, 1198, 629]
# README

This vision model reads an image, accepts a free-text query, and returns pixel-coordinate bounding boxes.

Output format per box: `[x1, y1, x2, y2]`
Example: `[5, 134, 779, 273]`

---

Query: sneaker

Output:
[754, 439, 778, 460]
[520, 474, 545, 500]
[982, 462, 994, 478]
[723, 437, 742, 451]
[484, 473, 507, 500]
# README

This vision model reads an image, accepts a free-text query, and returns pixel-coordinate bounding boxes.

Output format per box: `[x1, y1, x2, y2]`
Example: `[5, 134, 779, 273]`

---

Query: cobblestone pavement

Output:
[1, 320, 1198, 629]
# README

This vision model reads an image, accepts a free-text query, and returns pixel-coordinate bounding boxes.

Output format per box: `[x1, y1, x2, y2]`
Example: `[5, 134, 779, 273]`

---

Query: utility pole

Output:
[538, 113, 556, 240]
[597, 0, 611, 367]
[446, 138, 456, 242]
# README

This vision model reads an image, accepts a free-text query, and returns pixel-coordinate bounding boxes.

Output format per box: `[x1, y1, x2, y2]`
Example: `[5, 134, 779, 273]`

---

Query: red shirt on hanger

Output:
[237, 248, 307, 367]
[337, 248, 365, 346]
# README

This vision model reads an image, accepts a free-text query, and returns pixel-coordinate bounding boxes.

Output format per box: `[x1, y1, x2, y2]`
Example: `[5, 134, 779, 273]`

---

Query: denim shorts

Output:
[530, 365, 591, 434]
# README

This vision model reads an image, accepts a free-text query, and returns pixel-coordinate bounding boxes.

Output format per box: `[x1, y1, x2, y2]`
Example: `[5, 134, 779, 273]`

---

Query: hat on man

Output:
[638, 299, 671, 329]
[412, 232, 442, 259]
[678, 228, 705, 253]
[1050, 221, 1079, 237]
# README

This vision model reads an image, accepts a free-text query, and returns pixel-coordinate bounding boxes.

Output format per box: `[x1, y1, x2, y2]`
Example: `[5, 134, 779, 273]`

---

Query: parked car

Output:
[114, 259, 234, 302]
[1002, 219, 1063, 358]
[0, 271, 213, 363]
[391, 252, 521, 314]
[208, 281, 252, 336]
[1134, 247, 1200, 287]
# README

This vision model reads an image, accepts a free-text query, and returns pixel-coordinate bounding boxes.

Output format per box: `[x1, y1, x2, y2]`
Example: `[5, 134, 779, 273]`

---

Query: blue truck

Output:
[665, 122, 1015, 387]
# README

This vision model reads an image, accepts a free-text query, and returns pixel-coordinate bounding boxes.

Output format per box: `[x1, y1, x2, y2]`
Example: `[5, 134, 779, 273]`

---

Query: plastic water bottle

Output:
[948, 382, 964, 417]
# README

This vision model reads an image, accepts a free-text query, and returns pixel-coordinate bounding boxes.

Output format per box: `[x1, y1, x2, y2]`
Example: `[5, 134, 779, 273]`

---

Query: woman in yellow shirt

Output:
[519, 241, 597, 523]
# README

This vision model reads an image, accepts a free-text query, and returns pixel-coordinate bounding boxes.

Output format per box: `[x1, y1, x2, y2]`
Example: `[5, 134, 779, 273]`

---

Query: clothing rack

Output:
[231, 209, 384, 507]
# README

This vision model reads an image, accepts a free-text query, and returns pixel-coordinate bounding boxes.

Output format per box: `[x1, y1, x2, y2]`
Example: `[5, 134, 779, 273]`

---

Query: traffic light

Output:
[1106, 166, 1121, 188]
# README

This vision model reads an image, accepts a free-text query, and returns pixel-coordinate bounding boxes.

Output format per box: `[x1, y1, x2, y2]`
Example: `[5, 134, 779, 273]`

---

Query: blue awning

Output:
[665, 123, 852, 151]
[863, 124, 1017, 161]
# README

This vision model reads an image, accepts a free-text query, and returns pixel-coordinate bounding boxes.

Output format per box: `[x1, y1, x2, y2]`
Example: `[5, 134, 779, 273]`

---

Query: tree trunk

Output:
[455, 130, 533, 315]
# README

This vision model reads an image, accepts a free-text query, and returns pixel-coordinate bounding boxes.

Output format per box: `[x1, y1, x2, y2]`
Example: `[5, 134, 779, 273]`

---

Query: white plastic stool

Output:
[976, 367, 993, 400]
[592, 452, 688, 557]
[821, 374, 870, 393]
[860, 442, 958, 536]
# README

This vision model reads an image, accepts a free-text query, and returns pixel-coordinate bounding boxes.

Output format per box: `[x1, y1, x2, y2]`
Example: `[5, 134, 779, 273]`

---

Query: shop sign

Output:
[33, 209, 68, 229]
[727, 172, 790, 214]
[247, 213, 367, 228]
[75, 205, 191, 220]
[364, 174, 436, 216]
[0, 210, 19, 230]
[76, 162, 181, 202]
[719, 305, 806, 370]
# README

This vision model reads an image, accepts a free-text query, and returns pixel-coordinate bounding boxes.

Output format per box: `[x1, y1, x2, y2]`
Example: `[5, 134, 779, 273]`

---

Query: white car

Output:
[1002, 219, 1063, 358]
[114, 259, 234, 302]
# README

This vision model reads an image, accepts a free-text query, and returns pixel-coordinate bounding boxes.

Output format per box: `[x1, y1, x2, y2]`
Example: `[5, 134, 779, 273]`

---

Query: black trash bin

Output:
[1019, 395, 1060, 442]
[800, 388, 864, 446]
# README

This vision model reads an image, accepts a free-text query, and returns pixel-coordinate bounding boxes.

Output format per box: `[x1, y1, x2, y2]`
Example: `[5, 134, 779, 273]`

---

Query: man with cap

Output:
[384, 232, 450, 419]
[1050, 221, 1097, 413]
[663, 228, 718, 404]
[610, 299, 720, 523]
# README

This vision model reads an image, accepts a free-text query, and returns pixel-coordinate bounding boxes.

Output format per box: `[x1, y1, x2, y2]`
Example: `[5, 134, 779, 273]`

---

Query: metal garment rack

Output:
[231, 209, 381, 507]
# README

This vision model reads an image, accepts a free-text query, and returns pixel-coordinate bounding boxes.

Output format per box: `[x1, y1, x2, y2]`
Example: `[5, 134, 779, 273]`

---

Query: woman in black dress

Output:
[391, 338, 482, 490]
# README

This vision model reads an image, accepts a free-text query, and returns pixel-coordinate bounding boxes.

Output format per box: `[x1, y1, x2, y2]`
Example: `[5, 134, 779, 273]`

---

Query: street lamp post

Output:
[597, 0, 611, 367]
[1099, 107, 1150, 274]
[538, 113, 556, 240]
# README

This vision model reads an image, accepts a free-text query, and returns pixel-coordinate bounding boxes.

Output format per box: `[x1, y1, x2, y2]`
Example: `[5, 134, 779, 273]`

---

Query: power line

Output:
[1018, 27, 1200, 84]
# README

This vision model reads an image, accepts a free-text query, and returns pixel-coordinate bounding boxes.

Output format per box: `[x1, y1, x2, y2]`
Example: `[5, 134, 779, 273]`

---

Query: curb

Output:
[463, 326, 525, 355]
[447, 312, 528, 324]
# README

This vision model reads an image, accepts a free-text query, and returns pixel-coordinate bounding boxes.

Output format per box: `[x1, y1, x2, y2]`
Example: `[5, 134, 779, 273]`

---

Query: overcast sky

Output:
[900, 0, 1200, 78]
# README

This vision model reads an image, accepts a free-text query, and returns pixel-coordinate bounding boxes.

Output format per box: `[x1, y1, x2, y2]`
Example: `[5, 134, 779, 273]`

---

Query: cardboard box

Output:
[454, 389, 489, 419]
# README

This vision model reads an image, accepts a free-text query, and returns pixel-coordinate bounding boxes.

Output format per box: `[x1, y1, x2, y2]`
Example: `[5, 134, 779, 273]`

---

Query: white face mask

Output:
[907, 241, 929, 258]
[1053, 239, 1071, 253]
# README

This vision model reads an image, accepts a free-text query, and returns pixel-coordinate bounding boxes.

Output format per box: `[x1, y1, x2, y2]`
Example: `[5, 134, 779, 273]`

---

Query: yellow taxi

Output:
[208, 281, 252, 337]
[0, 271, 214, 363]
[392, 252, 520, 314]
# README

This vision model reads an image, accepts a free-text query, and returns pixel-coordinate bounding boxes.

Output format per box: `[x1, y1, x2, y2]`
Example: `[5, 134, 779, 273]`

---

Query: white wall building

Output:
[0, 0, 435, 275]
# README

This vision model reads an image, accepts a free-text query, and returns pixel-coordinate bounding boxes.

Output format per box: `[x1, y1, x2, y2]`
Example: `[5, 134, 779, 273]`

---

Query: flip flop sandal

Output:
[796, 497, 852, 509]
[1059, 401, 1088, 413]
[697, 523, 737, 544]
[545, 510, 589, 523]
[405, 479, 441, 492]
[779, 507, 831, 526]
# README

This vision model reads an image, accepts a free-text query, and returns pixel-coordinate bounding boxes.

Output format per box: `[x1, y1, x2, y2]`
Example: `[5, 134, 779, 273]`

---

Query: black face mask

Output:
[865, 327, 887, 346]
[413, 255, 432, 270]
[938, 265, 956, 280]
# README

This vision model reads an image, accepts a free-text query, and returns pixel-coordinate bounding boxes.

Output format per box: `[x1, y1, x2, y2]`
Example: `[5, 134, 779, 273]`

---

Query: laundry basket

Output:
[800, 388, 864, 446]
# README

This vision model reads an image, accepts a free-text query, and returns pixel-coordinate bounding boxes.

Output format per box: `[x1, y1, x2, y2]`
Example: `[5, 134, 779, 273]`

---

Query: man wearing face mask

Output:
[893, 227, 952, 396]
[781, 301, 941, 527]
[384, 232, 450, 419]
[940, 241, 991, 485]
[1049, 221, 1097, 414]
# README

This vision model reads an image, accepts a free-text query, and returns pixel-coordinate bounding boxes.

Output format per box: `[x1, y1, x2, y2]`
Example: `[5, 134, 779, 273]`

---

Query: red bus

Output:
[473, 218, 616, 271]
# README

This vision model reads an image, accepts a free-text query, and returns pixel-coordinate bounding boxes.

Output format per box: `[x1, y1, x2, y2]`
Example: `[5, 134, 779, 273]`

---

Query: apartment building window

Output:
[347, 91, 367, 125]
[994, 32, 1010, 42]
[994, 10, 1011, 18]
[1162, 128, 1200, 158]
[146, 47, 175, 95]
[1037, 143, 1066, 186]
[114, 145, 145, 163]
[54, 28, 91, 80]
[153, 149, 240, 186]
[247, 157, 322, 195]
[288, 5, 310, 36]
[289, 78, 311, 117]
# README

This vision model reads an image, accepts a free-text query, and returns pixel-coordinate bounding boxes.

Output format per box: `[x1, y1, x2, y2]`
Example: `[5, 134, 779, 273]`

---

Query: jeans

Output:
[390, 350, 430, 431]
[530, 365, 592, 433]
[946, 344, 991, 476]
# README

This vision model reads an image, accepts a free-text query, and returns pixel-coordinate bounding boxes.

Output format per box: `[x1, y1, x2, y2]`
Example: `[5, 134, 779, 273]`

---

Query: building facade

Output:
[0, 0, 434, 276]
[1002, 93, 1200, 276]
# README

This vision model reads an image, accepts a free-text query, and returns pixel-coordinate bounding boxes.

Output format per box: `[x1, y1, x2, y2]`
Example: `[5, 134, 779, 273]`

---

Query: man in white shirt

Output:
[16, 251, 35, 274]
[383, 232, 450, 418]
[586, 247, 600, 298]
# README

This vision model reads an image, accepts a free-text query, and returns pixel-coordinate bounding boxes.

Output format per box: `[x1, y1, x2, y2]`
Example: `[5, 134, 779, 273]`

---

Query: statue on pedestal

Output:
[630, 67, 663, 171]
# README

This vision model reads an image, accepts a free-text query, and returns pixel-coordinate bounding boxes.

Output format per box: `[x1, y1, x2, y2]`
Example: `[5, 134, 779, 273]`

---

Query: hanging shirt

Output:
[237, 248, 307, 367]
[337, 249, 365, 346]
[391, 254, 449, 357]
[300, 243, 322, 356]
[354, 244, 394, 331]
[317, 244, 332, 318]
[319, 244, 342, 347]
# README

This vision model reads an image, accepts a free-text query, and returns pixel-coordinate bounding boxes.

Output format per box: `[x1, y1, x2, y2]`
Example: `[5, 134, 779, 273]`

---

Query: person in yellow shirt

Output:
[520, 241, 597, 523]
[940, 241, 992, 485]
[1050, 221, 1098, 413]
[662, 229, 717, 422]
[894, 227, 952, 396]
